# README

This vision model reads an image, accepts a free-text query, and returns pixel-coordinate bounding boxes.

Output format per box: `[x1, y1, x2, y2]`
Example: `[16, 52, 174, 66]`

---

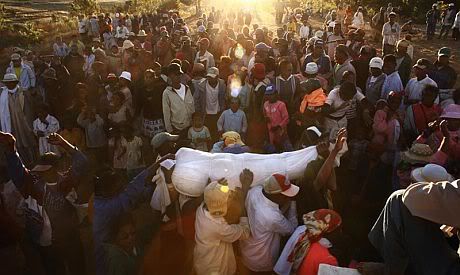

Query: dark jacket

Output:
[397, 53, 412, 87]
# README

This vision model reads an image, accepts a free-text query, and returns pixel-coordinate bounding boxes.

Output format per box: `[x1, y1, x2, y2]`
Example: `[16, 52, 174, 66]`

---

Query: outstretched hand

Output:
[333, 128, 347, 153]
[0, 132, 16, 153]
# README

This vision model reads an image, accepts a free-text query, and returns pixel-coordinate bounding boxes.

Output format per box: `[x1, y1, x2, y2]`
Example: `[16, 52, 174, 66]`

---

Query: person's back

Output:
[240, 184, 297, 272]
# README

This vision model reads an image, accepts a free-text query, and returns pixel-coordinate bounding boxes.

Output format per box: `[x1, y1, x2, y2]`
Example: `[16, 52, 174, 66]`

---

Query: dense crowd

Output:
[0, 1, 460, 275]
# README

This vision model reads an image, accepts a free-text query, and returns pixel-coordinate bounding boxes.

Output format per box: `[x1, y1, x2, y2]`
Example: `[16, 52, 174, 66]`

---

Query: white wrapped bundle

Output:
[172, 146, 319, 197]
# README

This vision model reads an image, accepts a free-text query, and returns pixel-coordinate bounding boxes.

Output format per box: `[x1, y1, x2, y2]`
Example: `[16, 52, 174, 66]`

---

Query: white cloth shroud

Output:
[172, 145, 343, 197]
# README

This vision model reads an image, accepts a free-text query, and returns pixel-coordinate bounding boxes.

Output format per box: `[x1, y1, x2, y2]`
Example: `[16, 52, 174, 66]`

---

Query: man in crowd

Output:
[6, 53, 36, 92]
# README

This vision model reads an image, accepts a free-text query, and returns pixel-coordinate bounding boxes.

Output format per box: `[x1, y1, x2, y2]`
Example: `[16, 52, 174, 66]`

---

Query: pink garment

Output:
[415, 130, 460, 166]
[264, 100, 289, 144]
[371, 110, 398, 146]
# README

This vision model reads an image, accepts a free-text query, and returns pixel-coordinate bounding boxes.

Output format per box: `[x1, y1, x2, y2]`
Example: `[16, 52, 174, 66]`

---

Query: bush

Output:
[71, 0, 99, 15]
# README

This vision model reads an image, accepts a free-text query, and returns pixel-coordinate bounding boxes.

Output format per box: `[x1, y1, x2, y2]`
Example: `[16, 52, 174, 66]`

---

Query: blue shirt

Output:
[217, 109, 248, 134]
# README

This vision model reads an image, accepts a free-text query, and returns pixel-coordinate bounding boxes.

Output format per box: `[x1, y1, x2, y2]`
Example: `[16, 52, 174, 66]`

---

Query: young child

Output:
[108, 127, 127, 176]
[33, 105, 60, 156]
[217, 97, 248, 137]
[188, 112, 211, 151]
[77, 106, 107, 163]
[108, 92, 131, 127]
[298, 78, 327, 127]
[263, 84, 292, 152]
[120, 125, 145, 180]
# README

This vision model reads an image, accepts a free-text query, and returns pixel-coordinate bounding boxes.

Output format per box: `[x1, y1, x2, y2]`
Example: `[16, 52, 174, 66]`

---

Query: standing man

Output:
[439, 3, 456, 39]
[162, 63, 195, 138]
[332, 44, 356, 87]
[240, 173, 299, 273]
[426, 3, 440, 40]
[0, 73, 37, 165]
[194, 67, 226, 140]
[382, 12, 400, 56]
[6, 53, 35, 92]
[394, 39, 413, 87]
[405, 59, 438, 105]
[194, 38, 215, 70]
[431, 47, 457, 92]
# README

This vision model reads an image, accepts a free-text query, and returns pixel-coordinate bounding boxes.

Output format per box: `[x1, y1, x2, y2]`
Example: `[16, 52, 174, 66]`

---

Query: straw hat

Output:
[401, 143, 434, 164]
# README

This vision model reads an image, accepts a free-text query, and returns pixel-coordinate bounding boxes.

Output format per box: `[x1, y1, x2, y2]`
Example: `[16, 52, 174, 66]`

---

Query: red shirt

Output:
[297, 242, 338, 275]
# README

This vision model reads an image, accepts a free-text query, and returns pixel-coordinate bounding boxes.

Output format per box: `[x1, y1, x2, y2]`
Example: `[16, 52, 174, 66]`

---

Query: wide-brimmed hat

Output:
[401, 143, 434, 164]
[411, 164, 454, 183]
[440, 104, 460, 119]
[119, 71, 132, 82]
[122, 40, 135, 50]
[137, 30, 147, 37]
[2, 73, 18, 82]
[263, 174, 299, 197]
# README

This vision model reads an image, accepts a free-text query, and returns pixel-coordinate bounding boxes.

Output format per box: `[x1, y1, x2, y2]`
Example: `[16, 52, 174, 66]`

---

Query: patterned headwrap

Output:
[288, 209, 342, 272]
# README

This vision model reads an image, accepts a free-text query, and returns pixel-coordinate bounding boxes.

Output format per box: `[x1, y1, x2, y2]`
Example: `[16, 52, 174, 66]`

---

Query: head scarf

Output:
[288, 209, 342, 272]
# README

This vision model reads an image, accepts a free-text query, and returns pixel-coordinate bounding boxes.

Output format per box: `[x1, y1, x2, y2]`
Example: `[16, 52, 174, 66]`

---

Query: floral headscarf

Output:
[288, 209, 342, 272]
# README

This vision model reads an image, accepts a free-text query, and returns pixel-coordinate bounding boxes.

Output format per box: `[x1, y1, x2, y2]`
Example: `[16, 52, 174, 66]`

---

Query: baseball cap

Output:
[167, 63, 184, 75]
[206, 67, 220, 78]
[263, 174, 299, 197]
[204, 180, 230, 217]
[264, 84, 276, 95]
[438, 47, 451, 58]
[305, 62, 319, 74]
[151, 132, 179, 149]
[369, 57, 384, 69]
[413, 58, 431, 70]
[389, 12, 397, 17]
[314, 39, 324, 47]
[31, 152, 59, 172]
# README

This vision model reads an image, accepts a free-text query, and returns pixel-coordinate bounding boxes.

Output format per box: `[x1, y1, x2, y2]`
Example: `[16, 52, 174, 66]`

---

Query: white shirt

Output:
[78, 19, 87, 34]
[174, 84, 186, 100]
[240, 186, 298, 272]
[115, 26, 130, 39]
[299, 25, 310, 39]
[205, 82, 220, 114]
[33, 115, 60, 156]
[405, 76, 438, 102]
[194, 204, 250, 275]
[382, 22, 401, 46]
[325, 87, 365, 118]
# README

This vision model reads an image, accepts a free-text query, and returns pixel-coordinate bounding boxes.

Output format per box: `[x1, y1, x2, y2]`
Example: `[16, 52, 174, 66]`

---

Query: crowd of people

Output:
[0, 1, 460, 275]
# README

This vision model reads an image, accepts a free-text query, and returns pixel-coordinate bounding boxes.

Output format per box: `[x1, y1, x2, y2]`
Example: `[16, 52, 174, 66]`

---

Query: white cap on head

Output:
[305, 62, 319, 74]
[119, 71, 132, 81]
[369, 57, 384, 69]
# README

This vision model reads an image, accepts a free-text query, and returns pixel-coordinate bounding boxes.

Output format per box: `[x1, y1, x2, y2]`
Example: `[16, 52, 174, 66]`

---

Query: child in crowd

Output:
[108, 91, 131, 127]
[217, 97, 248, 137]
[120, 125, 145, 180]
[33, 105, 60, 156]
[188, 112, 211, 151]
[263, 84, 292, 152]
[108, 127, 127, 177]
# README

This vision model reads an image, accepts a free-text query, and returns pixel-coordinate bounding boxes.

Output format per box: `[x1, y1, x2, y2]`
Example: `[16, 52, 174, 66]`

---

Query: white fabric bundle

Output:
[172, 146, 319, 197]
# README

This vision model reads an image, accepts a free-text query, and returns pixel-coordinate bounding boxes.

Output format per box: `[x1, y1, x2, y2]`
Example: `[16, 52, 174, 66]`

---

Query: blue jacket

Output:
[193, 79, 227, 114]
[93, 169, 153, 275]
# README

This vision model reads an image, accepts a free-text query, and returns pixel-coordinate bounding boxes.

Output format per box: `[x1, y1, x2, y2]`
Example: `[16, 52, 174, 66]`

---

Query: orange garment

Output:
[297, 242, 338, 275]
[299, 88, 327, 113]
